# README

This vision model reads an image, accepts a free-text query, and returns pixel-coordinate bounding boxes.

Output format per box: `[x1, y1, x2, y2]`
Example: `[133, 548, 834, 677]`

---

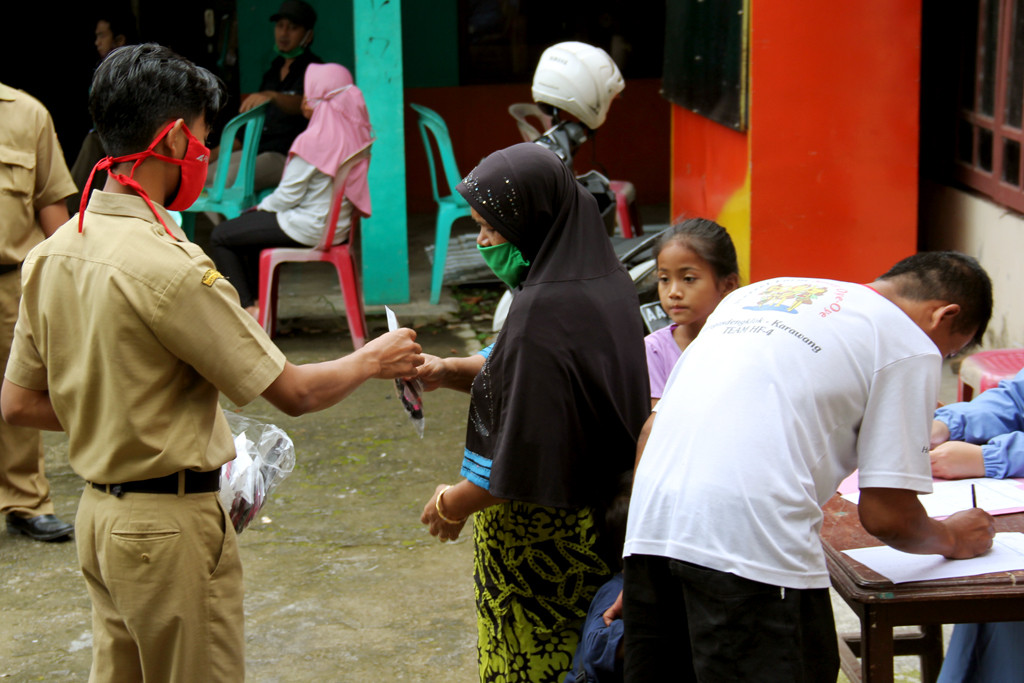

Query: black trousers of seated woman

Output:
[207, 209, 304, 309]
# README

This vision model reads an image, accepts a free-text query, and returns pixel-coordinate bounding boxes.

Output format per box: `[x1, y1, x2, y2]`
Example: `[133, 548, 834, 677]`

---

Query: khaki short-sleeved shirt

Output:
[0, 83, 76, 261]
[5, 191, 286, 484]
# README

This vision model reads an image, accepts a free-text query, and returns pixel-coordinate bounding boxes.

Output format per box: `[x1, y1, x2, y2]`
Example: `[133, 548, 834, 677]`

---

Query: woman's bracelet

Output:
[436, 485, 467, 524]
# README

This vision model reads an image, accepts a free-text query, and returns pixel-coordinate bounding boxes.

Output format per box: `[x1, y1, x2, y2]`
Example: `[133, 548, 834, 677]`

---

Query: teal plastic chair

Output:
[410, 103, 473, 304]
[180, 102, 269, 240]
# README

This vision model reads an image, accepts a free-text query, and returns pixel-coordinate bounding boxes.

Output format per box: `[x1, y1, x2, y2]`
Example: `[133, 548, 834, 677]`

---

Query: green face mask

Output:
[274, 43, 306, 59]
[478, 242, 531, 289]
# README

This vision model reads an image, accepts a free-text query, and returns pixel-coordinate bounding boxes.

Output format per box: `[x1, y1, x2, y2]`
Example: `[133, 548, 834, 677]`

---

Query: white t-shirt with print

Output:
[624, 278, 940, 589]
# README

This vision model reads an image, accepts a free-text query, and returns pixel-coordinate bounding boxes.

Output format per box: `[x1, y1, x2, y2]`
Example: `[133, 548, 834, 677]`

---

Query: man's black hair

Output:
[878, 251, 992, 346]
[89, 43, 225, 156]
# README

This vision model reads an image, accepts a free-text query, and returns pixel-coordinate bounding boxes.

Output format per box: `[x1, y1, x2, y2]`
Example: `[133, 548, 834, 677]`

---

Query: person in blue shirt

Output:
[564, 473, 631, 683]
[931, 368, 1024, 480]
[931, 367, 1024, 683]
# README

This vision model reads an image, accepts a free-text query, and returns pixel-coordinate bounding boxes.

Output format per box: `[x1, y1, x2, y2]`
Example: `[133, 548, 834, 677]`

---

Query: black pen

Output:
[971, 483, 978, 508]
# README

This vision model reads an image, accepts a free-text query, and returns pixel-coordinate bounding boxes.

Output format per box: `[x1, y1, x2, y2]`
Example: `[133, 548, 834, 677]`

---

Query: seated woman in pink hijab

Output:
[208, 62, 372, 317]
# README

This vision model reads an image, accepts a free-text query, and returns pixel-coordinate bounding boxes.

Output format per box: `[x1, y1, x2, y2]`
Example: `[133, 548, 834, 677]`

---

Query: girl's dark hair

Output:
[89, 43, 225, 156]
[653, 218, 739, 282]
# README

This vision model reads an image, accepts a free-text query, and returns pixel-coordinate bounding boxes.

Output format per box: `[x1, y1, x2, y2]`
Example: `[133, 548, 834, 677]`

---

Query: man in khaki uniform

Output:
[0, 44, 423, 682]
[0, 81, 77, 542]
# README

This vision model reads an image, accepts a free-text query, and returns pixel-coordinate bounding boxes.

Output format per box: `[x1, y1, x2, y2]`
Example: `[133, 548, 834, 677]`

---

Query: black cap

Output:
[270, 0, 317, 29]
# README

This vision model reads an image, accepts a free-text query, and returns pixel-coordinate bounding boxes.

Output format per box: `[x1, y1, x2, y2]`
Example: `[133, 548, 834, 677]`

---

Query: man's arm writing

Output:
[858, 487, 994, 559]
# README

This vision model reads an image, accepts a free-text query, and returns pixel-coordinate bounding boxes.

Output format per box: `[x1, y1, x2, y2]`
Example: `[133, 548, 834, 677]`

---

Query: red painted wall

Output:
[404, 79, 671, 215]
[748, 1, 921, 282]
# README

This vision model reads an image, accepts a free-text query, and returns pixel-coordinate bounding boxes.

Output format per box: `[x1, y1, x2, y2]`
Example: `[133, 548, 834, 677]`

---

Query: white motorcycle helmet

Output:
[531, 41, 624, 131]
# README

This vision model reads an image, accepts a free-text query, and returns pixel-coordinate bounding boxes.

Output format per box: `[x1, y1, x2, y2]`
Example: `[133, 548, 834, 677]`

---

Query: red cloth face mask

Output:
[78, 121, 210, 239]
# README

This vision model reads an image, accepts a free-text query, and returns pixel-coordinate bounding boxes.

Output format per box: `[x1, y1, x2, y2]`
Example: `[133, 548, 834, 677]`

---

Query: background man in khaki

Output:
[0, 81, 76, 542]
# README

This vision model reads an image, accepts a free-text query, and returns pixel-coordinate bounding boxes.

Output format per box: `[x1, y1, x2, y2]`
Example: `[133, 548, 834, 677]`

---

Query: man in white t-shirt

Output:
[620, 252, 997, 682]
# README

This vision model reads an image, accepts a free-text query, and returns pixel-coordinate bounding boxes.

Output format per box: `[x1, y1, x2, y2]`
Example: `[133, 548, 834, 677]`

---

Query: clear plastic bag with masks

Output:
[219, 411, 296, 533]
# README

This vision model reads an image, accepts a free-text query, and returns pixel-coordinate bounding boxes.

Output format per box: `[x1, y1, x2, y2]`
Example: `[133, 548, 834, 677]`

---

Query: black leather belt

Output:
[0, 263, 19, 275]
[90, 469, 221, 497]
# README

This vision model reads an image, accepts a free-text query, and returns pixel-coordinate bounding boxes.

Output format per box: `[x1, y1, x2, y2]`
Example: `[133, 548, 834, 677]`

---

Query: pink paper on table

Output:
[837, 471, 859, 495]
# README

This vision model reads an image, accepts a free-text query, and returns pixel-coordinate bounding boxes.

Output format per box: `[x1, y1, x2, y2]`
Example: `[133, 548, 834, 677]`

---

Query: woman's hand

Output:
[602, 590, 624, 626]
[421, 483, 468, 542]
[414, 353, 485, 394]
[421, 480, 505, 542]
[930, 420, 951, 448]
[415, 354, 448, 392]
[930, 441, 986, 480]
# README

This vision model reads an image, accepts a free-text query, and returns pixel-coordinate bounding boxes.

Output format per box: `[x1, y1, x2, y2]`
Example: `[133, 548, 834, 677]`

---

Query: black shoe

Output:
[6, 513, 74, 542]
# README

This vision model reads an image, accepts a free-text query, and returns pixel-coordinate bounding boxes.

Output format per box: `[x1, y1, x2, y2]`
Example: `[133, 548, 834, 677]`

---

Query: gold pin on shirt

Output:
[201, 269, 224, 287]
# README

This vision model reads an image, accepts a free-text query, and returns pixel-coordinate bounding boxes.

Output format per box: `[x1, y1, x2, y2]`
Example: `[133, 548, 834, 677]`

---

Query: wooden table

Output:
[821, 495, 1024, 682]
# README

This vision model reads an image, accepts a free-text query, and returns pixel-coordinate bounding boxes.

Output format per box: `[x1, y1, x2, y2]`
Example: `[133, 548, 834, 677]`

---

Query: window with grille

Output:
[956, 0, 1024, 212]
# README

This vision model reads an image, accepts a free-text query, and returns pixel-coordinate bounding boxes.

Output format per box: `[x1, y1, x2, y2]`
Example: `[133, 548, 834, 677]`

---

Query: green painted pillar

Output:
[353, 0, 409, 303]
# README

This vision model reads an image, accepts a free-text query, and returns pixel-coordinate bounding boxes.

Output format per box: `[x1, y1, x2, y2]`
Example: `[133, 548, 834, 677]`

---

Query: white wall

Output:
[921, 181, 1024, 349]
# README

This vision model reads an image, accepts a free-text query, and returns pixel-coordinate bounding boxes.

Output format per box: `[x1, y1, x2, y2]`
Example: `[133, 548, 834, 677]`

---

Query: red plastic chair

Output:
[957, 348, 1024, 401]
[256, 143, 372, 348]
[609, 180, 643, 238]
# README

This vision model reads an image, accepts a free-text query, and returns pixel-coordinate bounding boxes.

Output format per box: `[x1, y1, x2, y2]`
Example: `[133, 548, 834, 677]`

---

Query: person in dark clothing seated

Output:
[216, 0, 323, 192]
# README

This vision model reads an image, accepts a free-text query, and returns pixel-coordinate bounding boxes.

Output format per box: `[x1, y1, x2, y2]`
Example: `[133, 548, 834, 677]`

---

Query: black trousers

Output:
[207, 210, 303, 308]
[622, 554, 839, 682]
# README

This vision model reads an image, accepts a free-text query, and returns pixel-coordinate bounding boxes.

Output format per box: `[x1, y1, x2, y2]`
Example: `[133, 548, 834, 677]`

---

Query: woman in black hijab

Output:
[418, 143, 649, 682]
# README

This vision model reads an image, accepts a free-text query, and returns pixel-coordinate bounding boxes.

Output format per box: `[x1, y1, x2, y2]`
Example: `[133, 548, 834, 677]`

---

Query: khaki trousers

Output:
[76, 485, 244, 683]
[0, 269, 51, 517]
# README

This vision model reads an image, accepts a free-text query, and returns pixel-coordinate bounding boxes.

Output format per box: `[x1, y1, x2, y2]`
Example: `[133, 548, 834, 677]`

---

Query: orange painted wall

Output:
[404, 79, 671, 215]
[669, 3, 922, 284]
[670, 107, 748, 222]
[748, 1, 921, 282]
[669, 107, 751, 282]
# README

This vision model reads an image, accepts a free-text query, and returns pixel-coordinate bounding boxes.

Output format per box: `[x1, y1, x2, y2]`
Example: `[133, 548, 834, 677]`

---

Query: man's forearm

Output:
[1, 379, 63, 431]
[858, 487, 994, 559]
[261, 356, 377, 417]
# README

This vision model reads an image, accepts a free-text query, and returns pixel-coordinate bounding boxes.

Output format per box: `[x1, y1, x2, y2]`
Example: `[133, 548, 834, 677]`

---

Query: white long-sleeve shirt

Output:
[257, 156, 352, 246]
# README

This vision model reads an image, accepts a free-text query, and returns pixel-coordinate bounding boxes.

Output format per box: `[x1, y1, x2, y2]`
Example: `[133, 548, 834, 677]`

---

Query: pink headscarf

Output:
[288, 63, 373, 216]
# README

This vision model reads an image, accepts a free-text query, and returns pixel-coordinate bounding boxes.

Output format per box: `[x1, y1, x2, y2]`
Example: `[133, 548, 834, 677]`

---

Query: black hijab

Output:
[457, 143, 649, 509]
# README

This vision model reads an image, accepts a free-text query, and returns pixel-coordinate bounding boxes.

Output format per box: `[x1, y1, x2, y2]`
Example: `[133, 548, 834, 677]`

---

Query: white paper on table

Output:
[842, 532, 1024, 584]
[840, 475, 1024, 518]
